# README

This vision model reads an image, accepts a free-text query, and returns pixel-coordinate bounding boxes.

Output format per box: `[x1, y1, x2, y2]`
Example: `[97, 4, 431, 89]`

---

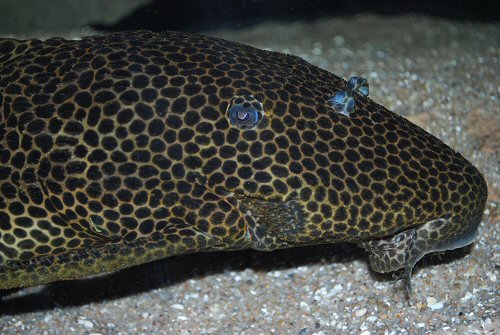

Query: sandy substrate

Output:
[0, 14, 499, 335]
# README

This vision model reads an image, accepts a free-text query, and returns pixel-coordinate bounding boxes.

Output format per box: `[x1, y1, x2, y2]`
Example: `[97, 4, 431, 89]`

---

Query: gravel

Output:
[1, 14, 499, 335]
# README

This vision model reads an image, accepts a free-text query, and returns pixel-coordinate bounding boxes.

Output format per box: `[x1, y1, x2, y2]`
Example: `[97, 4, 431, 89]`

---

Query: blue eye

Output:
[347, 76, 369, 96]
[327, 90, 354, 117]
[227, 95, 263, 129]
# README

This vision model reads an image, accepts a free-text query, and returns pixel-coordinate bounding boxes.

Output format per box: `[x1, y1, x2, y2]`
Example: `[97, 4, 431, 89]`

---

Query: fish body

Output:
[0, 31, 487, 291]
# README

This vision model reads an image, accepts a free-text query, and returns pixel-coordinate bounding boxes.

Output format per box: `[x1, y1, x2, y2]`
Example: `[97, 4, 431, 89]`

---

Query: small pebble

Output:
[354, 308, 367, 317]
[482, 318, 495, 331]
[299, 328, 309, 335]
[426, 297, 444, 310]
[300, 301, 311, 312]
[77, 318, 94, 329]
[461, 292, 473, 301]
[171, 304, 184, 310]
[486, 272, 497, 282]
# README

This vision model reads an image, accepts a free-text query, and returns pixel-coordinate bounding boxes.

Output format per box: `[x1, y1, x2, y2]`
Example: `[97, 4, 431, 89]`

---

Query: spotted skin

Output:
[0, 31, 488, 291]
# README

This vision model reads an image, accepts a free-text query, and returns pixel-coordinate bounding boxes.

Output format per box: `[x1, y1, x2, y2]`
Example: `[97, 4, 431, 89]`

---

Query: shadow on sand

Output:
[0, 242, 473, 315]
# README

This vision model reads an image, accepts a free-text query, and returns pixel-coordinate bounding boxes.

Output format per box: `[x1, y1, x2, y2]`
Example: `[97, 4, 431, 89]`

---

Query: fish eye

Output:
[327, 90, 355, 117]
[227, 95, 264, 129]
[347, 76, 369, 96]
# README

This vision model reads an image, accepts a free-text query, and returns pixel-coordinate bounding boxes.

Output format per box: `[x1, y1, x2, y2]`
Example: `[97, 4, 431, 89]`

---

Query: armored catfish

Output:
[0, 31, 488, 292]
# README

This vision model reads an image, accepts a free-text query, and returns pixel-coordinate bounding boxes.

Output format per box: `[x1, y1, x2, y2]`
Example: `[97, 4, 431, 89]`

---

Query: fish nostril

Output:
[327, 76, 369, 117]
[327, 90, 355, 117]
[347, 76, 369, 96]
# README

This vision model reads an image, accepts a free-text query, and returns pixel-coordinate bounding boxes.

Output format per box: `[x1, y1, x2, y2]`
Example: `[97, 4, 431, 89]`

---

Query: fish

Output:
[0, 31, 488, 294]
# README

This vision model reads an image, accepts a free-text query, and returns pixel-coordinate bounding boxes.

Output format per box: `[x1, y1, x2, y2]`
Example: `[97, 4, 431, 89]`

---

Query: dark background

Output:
[0, 0, 498, 36]
[101, 0, 500, 32]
